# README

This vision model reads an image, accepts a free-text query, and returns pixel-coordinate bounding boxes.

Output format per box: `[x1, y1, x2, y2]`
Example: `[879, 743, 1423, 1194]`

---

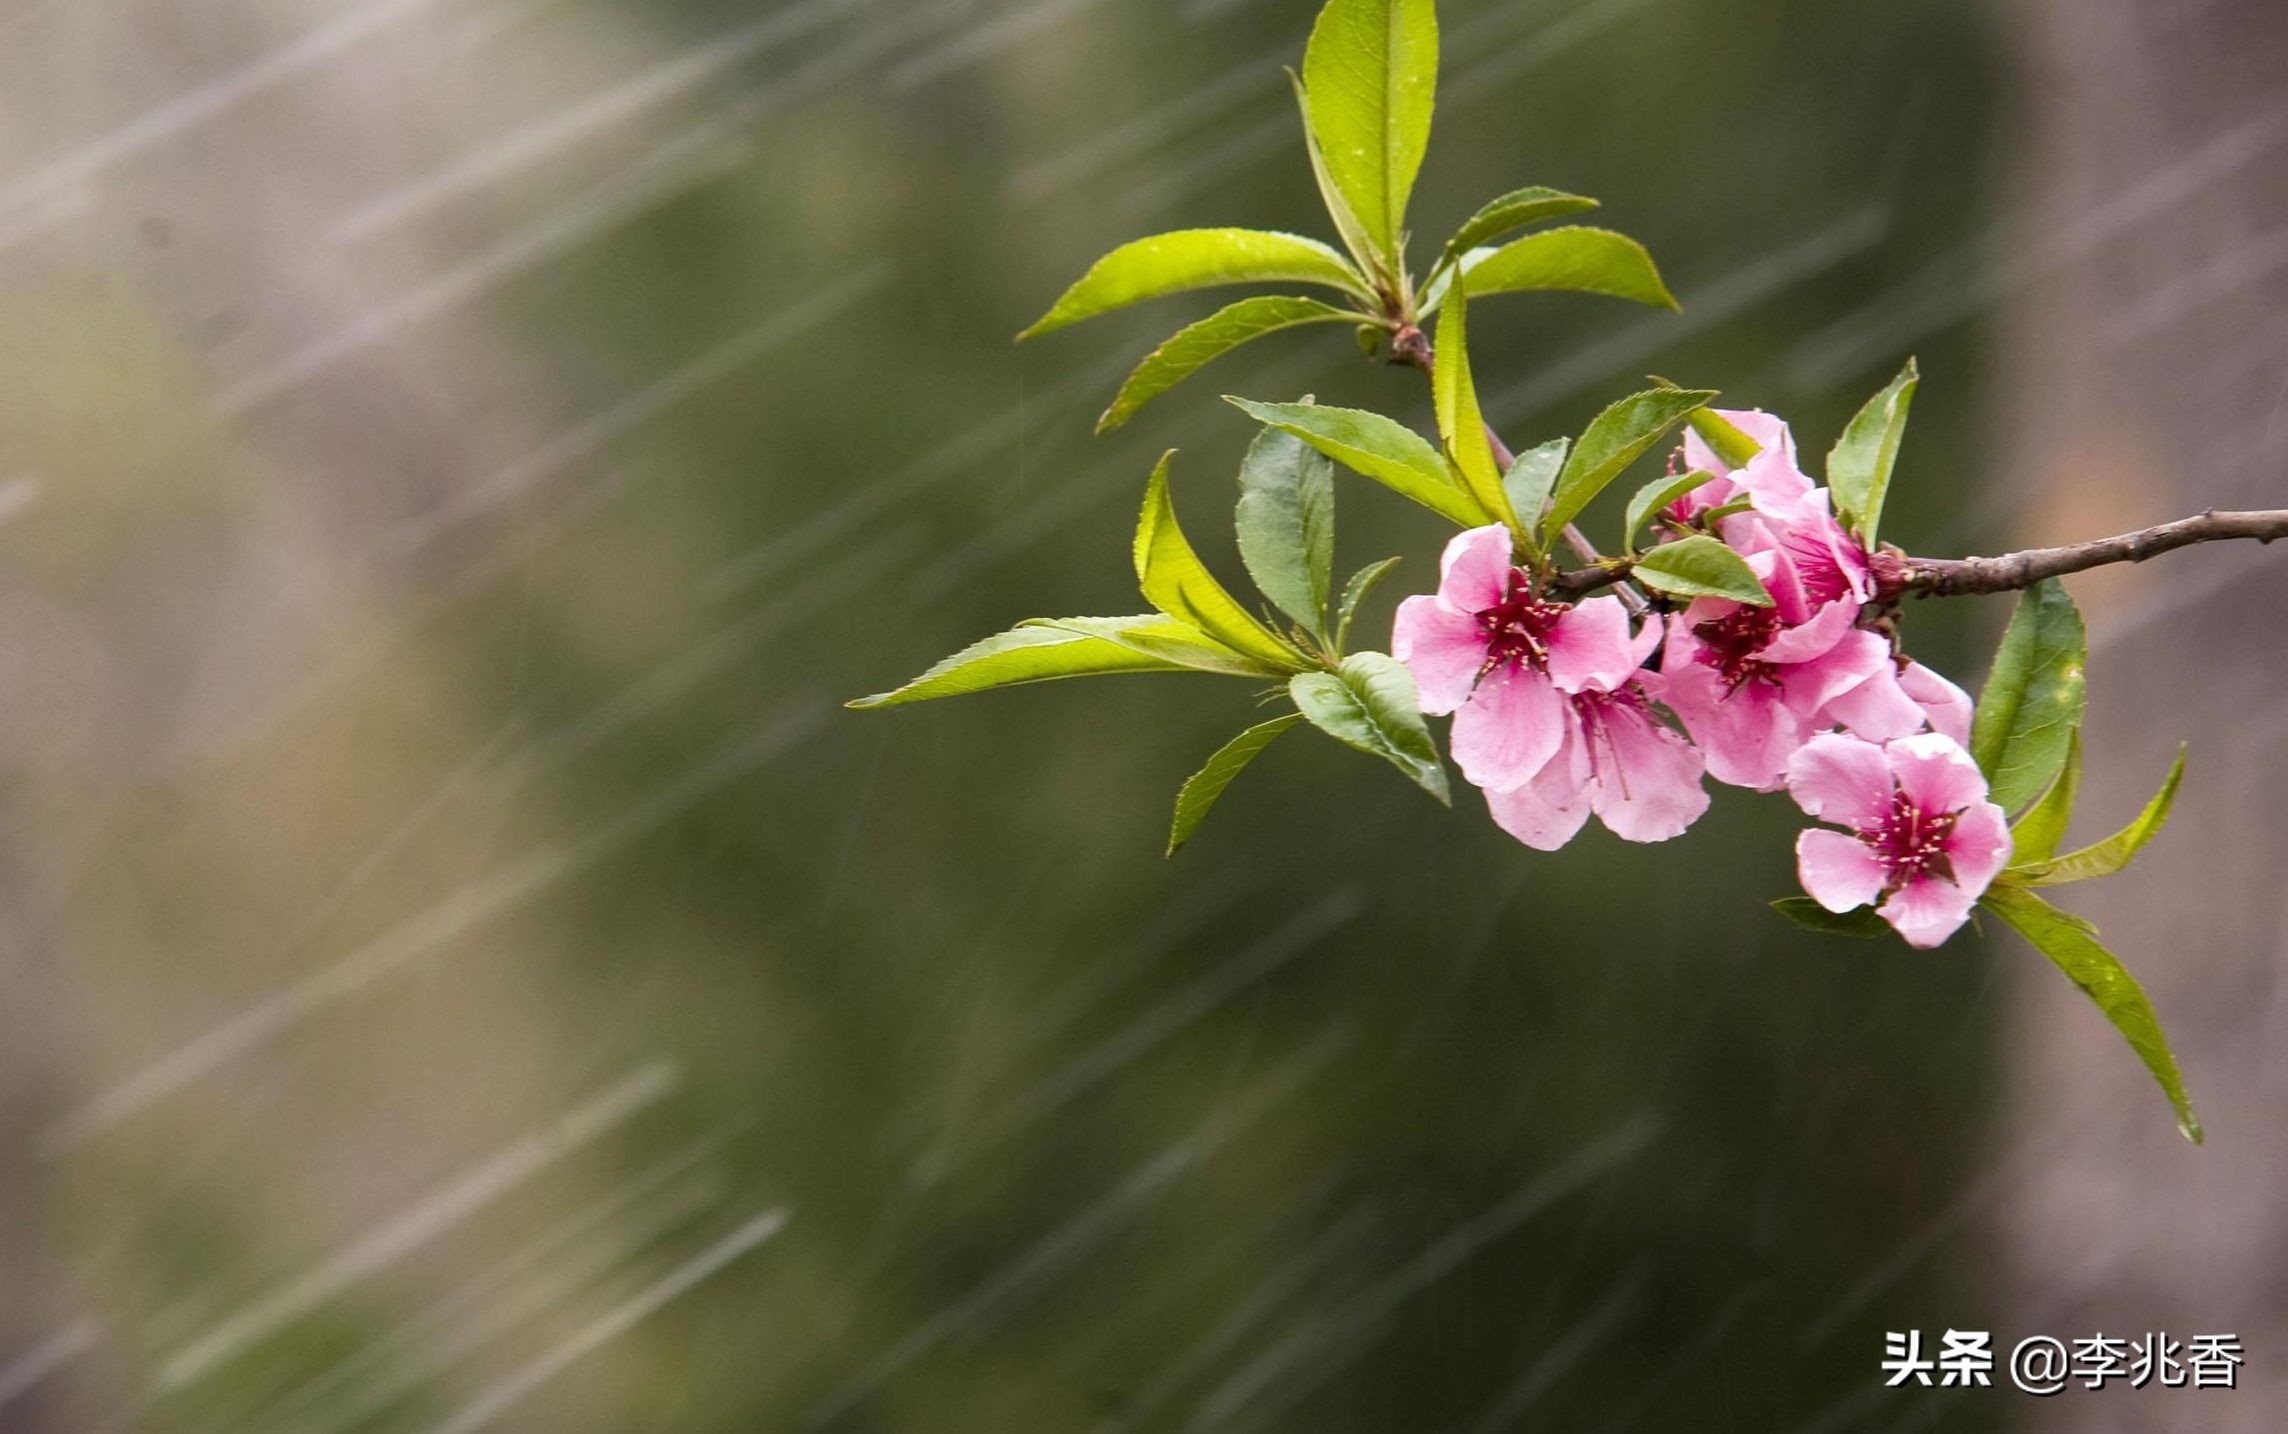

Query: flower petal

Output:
[1484, 723, 1593, 850]
[1544, 597, 1642, 693]
[1942, 799, 2012, 899]
[1785, 732, 1895, 827]
[1665, 661, 1800, 791]
[1450, 665, 1566, 792]
[1879, 874, 1979, 949]
[1436, 524, 1515, 613]
[1777, 628, 1894, 720]
[1587, 703, 1710, 843]
[1392, 596, 1487, 716]
[1797, 828, 1888, 913]
[1820, 656, 1927, 744]
[1887, 732, 1990, 815]
[1758, 599, 1858, 666]
[1899, 662, 1974, 746]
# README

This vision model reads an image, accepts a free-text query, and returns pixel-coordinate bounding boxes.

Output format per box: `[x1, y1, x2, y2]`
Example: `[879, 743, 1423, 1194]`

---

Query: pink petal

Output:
[1436, 524, 1515, 613]
[1736, 446, 1816, 518]
[1759, 599, 1858, 666]
[1820, 658, 1928, 744]
[1544, 597, 1642, 693]
[1785, 733, 1895, 827]
[1587, 705, 1710, 843]
[1484, 722, 1593, 850]
[1777, 628, 1894, 722]
[1450, 665, 1566, 793]
[1899, 662, 1973, 746]
[1879, 874, 1979, 949]
[1665, 662, 1801, 791]
[1886, 732, 1990, 815]
[1797, 829, 1888, 913]
[1942, 800, 2012, 899]
[1392, 596, 1488, 716]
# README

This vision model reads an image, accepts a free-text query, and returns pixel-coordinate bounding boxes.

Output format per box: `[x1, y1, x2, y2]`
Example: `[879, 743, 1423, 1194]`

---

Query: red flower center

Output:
[1476, 569, 1569, 678]
[1860, 788, 1959, 891]
[1691, 605, 1786, 689]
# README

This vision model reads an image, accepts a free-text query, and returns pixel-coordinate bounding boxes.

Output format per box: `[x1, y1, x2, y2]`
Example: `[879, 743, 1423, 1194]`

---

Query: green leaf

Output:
[1291, 72, 1385, 286]
[1630, 535, 1773, 606]
[1167, 713, 1306, 855]
[1622, 469, 1715, 549]
[1133, 453, 1308, 671]
[1770, 898, 1892, 940]
[1543, 388, 1715, 537]
[1028, 616, 1284, 678]
[1226, 398, 1489, 528]
[1979, 883, 2201, 1144]
[1463, 227, 1678, 311]
[1098, 296, 1357, 433]
[1020, 229, 1370, 339]
[1334, 556, 1401, 653]
[1685, 408, 1761, 468]
[849, 620, 1200, 709]
[1299, 0, 1438, 271]
[2009, 727, 2083, 867]
[2014, 746, 2186, 887]
[1502, 438, 1567, 540]
[1289, 652, 1450, 804]
[1235, 419, 1338, 644]
[1826, 358, 1919, 545]
[1969, 579, 2089, 815]
[1440, 185, 1599, 263]
[1431, 280, 1516, 528]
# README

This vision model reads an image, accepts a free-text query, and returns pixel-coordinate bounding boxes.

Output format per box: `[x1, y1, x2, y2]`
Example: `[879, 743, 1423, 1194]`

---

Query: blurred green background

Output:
[0, 0, 2077, 1429]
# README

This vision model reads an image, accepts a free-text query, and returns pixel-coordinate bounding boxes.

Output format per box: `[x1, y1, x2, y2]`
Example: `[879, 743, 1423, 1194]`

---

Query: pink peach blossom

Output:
[1660, 594, 1921, 790]
[1786, 732, 2011, 948]
[1484, 673, 1710, 850]
[1393, 525, 1643, 793]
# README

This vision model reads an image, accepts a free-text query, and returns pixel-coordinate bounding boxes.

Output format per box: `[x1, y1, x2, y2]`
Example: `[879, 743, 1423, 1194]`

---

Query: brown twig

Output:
[1545, 509, 2288, 602]
[1881, 509, 2288, 599]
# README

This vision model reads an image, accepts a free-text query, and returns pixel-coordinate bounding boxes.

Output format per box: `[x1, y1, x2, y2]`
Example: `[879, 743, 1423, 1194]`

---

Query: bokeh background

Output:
[0, 0, 2281, 1430]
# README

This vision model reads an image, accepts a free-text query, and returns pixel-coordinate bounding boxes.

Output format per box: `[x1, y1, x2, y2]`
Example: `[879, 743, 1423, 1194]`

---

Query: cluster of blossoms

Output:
[1393, 411, 2010, 947]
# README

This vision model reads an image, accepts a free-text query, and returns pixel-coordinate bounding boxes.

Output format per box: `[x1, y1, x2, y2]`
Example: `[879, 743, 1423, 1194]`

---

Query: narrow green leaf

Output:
[1020, 229, 1369, 339]
[1771, 897, 1892, 939]
[1827, 358, 1920, 544]
[1291, 71, 1385, 286]
[1431, 280, 1516, 528]
[1133, 453, 1308, 671]
[1464, 227, 1679, 311]
[1980, 883, 2202, 1143]
[1226, 398, 1490, 528]
[2015, 746, 2186, 887]
[1235, 419, 1338, 643]
[1969, 579, 2089, 815]
[1098, 296, 1357, 433]
[1502, 438, 1567, 541]
[1685, 408, 1761, 469]
[1543, 388, 1716, 537]
[1028, 616, 1284, 678]
[1622, 469, 1716, 549]
[2009, 727, 2083, 867]
[1167, 713, 1306, 855]
[1334, 556, 1402, 653]
[1300, 0, 1438, 269]
[1289, 652, 1450, 804]
[1630, 535, 1773, 606]
[1441, 185, 1599, 262]
[849, 620, 1197, 709]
